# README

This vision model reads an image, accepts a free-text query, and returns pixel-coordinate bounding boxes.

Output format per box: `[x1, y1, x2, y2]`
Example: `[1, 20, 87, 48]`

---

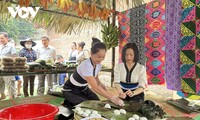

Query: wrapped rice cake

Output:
[1, 57, 14, 63]
[14, 57, 27, 62]
[1, 65, 14, 69]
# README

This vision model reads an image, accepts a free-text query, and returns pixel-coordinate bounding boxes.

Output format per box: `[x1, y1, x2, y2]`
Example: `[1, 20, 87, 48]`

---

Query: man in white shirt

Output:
[37, 36, 56, 95]
[0, 32, 17, 99]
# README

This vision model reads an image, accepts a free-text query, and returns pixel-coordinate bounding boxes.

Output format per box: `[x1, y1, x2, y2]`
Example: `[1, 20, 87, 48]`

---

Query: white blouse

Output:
[68, 49, 78, 62]
[70, 58, 102, 86]
[114, 62, 147, 89]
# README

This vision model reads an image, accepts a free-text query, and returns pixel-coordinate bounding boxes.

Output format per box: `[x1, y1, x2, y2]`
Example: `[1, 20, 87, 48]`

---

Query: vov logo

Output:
[7, 5, 40, 19]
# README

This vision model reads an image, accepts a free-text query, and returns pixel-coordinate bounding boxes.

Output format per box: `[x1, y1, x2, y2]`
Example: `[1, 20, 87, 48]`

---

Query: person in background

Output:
[37, 36, 56, 95]
[68, 42, 78, 63]
[9, 39, 20, 54]
[15, 76, 22, 96]
[0, 32, 17, 99]
[76, 41, 86, 64]
[114, 43, 148, 102]
[62, 39, 124, 119]
[19, 38, 37, 97]
[9, 39, 22, 97]
[67, 42, 78, 83]
[55, 55, 67, 86]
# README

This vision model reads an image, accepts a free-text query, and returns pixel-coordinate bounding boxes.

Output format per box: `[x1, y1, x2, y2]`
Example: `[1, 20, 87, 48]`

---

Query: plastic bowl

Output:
[0, 103, 59, 120]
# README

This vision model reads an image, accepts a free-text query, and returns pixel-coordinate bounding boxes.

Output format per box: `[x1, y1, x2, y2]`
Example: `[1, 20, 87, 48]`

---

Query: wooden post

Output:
[111, 0, 116, 86]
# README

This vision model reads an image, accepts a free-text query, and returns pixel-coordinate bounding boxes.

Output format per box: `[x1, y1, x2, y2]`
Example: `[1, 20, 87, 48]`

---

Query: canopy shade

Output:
[0, 0, 149, 34]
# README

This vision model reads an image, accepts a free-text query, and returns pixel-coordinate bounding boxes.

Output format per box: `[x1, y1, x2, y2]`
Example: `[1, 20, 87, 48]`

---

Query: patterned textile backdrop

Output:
[118, 10, 130, 62]
[118, 0, 166, 84]
[145, 0, 166, 84]
[180, 0, 200, 95]
[165, 0, 182, 91]
[118, 6, 146, 65]
[129, 4, 146, 65]
[177, 91, 200, 100]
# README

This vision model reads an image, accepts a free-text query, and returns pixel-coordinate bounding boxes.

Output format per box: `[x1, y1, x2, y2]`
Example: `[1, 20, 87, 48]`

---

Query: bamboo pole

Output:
[111, 0, 116, 86]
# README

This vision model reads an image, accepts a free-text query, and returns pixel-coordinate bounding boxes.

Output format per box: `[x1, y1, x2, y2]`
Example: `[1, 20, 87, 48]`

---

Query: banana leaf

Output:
[74, 106, 141, 120]
[75, 100, 143, 120]
[100, 110, 134, 120]
[75, 100, 110, 111]
[99, 100, 144, 112]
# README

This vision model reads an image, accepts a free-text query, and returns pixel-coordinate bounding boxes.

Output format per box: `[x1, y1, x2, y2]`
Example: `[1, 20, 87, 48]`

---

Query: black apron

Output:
[63, 58, 99, 109]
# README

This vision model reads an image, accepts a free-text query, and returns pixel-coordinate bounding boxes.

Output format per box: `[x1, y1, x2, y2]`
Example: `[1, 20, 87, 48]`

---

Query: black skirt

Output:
[63, 80, 100, 109]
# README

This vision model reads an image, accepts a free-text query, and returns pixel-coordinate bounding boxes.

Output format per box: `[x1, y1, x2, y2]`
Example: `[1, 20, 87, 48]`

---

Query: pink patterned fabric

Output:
[118, 0, 166, 85]
[118, 10, 130, 62]
[145, 0, 166, 84]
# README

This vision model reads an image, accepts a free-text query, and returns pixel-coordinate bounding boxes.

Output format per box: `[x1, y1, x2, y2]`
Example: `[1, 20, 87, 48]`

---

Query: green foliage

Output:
[0, 18, 36, 42]
[101, 24, 120, 50]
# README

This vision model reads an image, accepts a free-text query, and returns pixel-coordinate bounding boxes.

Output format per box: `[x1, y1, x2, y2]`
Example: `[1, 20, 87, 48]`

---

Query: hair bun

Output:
[80, 42, 85, 47]
[91, 37, 101, 46]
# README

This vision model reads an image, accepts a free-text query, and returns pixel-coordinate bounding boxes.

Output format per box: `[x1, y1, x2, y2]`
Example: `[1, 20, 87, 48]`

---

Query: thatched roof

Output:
[0, 0, 145, 34]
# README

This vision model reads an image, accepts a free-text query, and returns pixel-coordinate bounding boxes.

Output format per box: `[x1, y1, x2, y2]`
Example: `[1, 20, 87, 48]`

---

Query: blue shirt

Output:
[19, 48, 37, 62]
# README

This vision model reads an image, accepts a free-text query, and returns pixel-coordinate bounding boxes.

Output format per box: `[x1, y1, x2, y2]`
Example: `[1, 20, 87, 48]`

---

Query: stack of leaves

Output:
[0, 57, 15, 72]
[0, 57, 29, 72]
[14, 57, 29, 72]
[138, 100, 166, 119]
[35, 59, 52, 71]
[167, 98, 200, 113]
[52, 62, 68, 72]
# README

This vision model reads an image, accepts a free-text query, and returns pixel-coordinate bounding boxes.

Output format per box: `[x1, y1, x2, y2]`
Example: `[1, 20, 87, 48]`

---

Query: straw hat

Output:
[20, 38, 36, 47]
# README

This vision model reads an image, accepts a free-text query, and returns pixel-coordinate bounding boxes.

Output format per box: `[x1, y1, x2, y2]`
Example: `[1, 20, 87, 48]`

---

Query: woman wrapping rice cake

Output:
[62, 38, 124, 111]
[114, 43, 148, 102]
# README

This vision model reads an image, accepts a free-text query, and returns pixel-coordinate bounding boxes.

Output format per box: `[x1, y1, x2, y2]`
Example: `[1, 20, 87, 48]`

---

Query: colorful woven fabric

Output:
[177, 91, 200, 100]
[145, 0, 166, 84]
[118, 0, 166, 84]
[165, 0, 186, 91]
[181, 0, 200, 95]
[118, 10, 130, 62]
[118, 6, 146, 65]
[129, 4, 146, 65]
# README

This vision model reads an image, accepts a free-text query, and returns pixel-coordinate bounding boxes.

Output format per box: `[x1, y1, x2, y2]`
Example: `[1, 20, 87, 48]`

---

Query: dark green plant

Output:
[101, 24, 120, 50]
[0, 18, 36, 42]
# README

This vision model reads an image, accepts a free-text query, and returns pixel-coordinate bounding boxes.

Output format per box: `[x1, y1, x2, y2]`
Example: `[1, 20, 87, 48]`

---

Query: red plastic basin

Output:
[0, 103, 59, 120]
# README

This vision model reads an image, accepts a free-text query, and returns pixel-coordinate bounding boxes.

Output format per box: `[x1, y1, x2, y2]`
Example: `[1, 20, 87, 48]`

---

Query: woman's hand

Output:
[118, 92, 126, 99]
[125, 90, 134, 97]
[110, 96, 125, 106]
